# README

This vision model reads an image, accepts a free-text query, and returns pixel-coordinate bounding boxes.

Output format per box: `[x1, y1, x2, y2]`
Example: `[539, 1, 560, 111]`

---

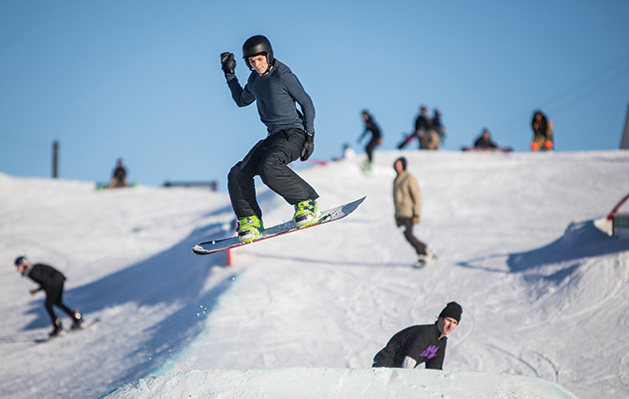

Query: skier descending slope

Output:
[220, 35, 319, 243]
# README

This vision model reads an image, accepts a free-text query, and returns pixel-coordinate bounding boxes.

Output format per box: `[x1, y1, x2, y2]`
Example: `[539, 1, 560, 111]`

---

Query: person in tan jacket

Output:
[393, 157, 435, 267]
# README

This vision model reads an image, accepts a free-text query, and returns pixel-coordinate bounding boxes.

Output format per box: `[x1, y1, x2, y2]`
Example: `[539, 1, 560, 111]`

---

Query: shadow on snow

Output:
[459, 220, 628, 280]
[21, 218, 240, 385]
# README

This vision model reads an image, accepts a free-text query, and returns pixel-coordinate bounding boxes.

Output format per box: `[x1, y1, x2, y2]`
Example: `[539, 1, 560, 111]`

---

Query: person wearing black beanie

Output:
[439, 301, 462, 323]
[372, 301, 462, 370]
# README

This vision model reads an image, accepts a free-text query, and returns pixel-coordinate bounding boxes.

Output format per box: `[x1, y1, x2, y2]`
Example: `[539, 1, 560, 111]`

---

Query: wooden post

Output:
[52, 141, 59, 179]
[621, 103, 629, 150]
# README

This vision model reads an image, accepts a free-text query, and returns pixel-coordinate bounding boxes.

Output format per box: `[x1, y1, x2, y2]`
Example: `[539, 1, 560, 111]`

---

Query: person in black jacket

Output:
[372, 302, 462, 369]
[474, 128, 499, 150]
[358, 110, 382, 169]
[531, 110, 554, 151]
[109, 159, 128, 188]
[14, 256, 83, 337]
[414, 105, 432, 149]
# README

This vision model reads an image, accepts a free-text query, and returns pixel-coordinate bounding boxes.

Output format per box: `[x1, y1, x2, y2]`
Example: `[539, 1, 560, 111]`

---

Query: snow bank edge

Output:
[102, 368, 579, 399]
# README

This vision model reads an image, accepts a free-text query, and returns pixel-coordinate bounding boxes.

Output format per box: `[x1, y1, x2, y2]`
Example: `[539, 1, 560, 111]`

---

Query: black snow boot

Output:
[49, 317, 66, 337]
[72, 310, 84, 330]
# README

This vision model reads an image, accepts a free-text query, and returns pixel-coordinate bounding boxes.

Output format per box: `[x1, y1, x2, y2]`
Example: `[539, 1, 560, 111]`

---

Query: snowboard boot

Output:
[293, 199, 319, 228]
[237, 215, 263, 243]
[72, 310, 85, 330]
[415, 247, 437, 269]
[49, 317, 66, 338]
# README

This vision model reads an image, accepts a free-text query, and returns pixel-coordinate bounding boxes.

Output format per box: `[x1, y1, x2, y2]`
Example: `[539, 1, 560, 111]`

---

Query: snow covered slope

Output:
[1, 151, 628, 399]
[105, 368, 578, 399]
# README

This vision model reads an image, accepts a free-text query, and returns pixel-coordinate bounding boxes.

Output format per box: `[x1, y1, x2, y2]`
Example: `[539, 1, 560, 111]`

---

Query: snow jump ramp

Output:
[103, 368, 578, 399]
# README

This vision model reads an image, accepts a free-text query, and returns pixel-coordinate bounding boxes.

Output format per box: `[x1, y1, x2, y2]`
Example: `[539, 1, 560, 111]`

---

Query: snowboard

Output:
[35, 318, 101, 343]
[96, 183, 139, 191]
[192, 196, 366, 255]
[397, 132, 416, 149]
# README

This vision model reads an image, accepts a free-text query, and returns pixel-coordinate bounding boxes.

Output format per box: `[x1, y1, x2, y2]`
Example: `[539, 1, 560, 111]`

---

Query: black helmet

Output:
[15, 256, 27, 266]
[242, 35, 274, 69]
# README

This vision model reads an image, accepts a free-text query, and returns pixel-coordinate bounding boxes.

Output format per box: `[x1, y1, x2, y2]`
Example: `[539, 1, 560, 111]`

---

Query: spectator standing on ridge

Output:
[373, 302, 463, 369]
[220, 35, 319, 244]
[414, 105, 432, 149]
[358, 110, 382, 171]
[14, 256, 84, 337]
[392, 157, 435, 268]
[531, 110, 554, 151]
[430, 108, 447, 150]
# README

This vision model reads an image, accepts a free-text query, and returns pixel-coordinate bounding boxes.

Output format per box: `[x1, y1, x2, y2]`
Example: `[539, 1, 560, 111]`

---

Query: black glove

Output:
[300, 133, 315, 161]
[220, 52, 236, 76]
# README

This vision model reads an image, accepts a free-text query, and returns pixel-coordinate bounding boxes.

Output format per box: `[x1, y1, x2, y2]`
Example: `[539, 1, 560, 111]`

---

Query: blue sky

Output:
[1, 1, 628, 188]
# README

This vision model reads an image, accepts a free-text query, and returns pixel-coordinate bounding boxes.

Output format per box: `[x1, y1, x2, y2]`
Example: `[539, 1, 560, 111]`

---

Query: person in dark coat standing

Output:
[414, 105, 432, 149]
[372, 302, 462, 369]
[358, 110, 382, 169]
[14, 256, 83, 337]
[531, 110, 554, 151]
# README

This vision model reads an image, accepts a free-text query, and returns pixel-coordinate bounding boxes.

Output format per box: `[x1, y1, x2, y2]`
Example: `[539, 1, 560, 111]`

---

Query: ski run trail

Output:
[1, 150, 628, 399]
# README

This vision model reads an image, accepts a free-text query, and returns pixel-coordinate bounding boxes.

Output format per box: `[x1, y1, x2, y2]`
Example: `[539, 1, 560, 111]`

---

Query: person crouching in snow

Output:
[372, 301, 462, 369]
[220, 35, 319, 243]
[14, 256, 84, 337]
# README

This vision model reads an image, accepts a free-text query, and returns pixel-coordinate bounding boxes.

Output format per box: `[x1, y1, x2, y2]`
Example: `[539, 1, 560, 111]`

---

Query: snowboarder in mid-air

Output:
[220, 35, 319, 243]
[14, 256, 84, 337]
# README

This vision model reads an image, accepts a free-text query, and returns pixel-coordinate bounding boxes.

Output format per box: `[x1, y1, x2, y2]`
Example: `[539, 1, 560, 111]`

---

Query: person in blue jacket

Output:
[220, 35, 319, 243]
[372, 302, 462, 369]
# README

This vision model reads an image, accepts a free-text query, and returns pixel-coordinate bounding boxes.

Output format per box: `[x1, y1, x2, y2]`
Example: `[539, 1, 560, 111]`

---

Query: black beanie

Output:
[439, 302, 462, 323]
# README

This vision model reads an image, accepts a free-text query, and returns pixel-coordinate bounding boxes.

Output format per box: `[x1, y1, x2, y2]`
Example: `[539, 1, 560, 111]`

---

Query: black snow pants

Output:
[228, 128, 319, 219]
[365, 137, 379, 163]
[398, 217, 427, 256]
[44, 282, 74, 323]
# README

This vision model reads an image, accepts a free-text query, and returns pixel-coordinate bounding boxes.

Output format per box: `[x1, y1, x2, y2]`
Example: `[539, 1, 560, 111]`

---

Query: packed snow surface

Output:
[1, 151, 628, 399]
